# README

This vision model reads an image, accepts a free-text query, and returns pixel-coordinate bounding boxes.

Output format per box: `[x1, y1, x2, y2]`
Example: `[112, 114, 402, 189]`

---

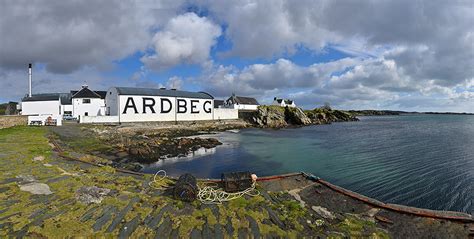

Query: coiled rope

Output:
[197, 181, 260, 204]
[148, 170, 168, 189]
[149, 170, 260, 204]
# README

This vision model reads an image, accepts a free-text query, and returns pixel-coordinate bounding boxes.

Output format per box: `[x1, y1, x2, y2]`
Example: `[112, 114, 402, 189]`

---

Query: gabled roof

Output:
[214, 100, 224, 108]
[60, 93, 72, 105]
[227, 95, 259, 105]
[72, 87, 101, 98]
[22, 93, 72, 105]
[71, 90, 107, 99]
[22, 93, 61, 102]
[112, 87, 214, 99]
[95, 91, 107, 99]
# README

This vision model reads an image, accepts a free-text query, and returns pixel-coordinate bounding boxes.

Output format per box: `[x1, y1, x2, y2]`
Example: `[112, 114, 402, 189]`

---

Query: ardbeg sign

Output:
[122, 97, 212, 115]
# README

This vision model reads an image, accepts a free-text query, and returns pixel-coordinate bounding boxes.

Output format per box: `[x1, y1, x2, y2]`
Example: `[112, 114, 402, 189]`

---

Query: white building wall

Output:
[214, 108, 238, 120]
[73, 98, 105, 117]
[21, 100, 61, 116]
[63, 105, 73, 115]
[80, 115, 119, 124]
[105, 88, 118, 116]
[232, 104, 258, 111]
[272, 101, 286, 107]
[116, 95, 214, 122]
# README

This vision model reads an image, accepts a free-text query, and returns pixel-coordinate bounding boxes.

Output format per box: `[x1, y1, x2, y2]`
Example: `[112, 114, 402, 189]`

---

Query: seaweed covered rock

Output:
[251, 106, 311, 128]
[305, 108, 359, 124]
[285, 107, 312, 125]
[252, 106, 288, 128]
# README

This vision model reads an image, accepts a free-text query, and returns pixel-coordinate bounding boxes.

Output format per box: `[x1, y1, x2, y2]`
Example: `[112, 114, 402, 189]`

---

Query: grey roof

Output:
[113, 87, 214, 99]
[227, 95, 259, 105]
[214, 100, 224, 108]
[60, 93, 72, 105]
[22, 93, 72, 105]
[72, 87, 101, 98]
[71, 90, 107, 99]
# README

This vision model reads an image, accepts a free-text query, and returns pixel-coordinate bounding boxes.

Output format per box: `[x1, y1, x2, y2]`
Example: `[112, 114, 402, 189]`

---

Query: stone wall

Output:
[0, 115, 28, 129]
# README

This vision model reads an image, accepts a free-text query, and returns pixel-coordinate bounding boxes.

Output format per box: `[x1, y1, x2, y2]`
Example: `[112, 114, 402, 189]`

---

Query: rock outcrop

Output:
[251, 106, 311, 128]
[305, 108, 359, 125]
[251, 106, 288, 128]
[250, 106, 358, 128]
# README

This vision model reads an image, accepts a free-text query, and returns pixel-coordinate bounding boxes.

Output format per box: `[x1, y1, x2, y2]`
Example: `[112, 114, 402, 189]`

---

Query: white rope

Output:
[148, 170, 167, 189]
[148, 170, 260, 204]
[197, 181, 260, 204]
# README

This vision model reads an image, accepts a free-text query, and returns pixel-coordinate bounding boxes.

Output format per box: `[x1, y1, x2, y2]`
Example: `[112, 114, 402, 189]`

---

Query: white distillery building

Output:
[224, 94, 259, 111]
[21, 93, 72, 117]
[272, 97, 296, 108]
[105, 87, 217, 123]
[71, 85, 106, 118]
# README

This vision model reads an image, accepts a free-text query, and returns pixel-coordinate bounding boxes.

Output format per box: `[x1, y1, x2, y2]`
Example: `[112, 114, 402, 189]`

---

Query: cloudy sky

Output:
[1, 0, 473, 112]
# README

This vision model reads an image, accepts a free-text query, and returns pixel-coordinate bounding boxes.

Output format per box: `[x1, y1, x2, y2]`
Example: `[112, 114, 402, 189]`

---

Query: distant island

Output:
[347, 110, 474, 116]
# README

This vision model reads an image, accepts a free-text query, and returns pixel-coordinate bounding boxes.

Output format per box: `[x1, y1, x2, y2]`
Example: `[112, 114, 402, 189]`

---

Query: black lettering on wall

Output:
[203, 100, 212, 113]
[177, 99, 187, 113]
[142, 97, 156, 113]
[190, 100, 199, 114]
[123, 97, 138, 114]
[161, 98, 172, 113]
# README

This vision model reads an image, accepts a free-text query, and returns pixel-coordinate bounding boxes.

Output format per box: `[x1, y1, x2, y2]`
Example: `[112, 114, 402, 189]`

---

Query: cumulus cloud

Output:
[141, 12, 222, 70]
[0, 0, 472, 112]
[0, 0, 184, 73]
[165, 76, 184, 90]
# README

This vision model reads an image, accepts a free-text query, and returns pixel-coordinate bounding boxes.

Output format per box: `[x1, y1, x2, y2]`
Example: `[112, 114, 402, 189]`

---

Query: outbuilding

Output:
[21, 93, 72, 117]
[272, 97, 296, 108]
[105, 87, 215, 122]
[71, 85, 106, 118]
[224, 94, 259, 111]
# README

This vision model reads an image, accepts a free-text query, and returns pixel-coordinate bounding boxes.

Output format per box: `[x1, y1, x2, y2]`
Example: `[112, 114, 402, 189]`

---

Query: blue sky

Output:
[0, 1, 472, 112]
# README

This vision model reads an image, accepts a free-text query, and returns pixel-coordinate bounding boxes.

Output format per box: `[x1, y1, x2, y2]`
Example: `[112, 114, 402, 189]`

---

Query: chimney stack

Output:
[28, 63, 32, 97]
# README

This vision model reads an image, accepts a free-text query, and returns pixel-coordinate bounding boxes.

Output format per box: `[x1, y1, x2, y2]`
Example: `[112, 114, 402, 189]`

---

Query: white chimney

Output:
[28, 63, 32, 97]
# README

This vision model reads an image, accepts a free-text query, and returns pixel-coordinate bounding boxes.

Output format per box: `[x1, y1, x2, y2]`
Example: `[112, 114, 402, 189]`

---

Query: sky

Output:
[0, 0, 473, 112]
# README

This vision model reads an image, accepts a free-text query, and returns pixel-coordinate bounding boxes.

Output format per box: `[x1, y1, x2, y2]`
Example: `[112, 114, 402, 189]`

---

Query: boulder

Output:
[311, 206, 335, 220]
[19, 182, 53, 195]
[75, 186, 111, 204]
[33, 156, 45, 161]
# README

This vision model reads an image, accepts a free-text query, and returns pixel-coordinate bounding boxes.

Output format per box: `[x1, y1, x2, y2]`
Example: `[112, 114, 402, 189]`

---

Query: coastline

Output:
[0, 126, 471, 237]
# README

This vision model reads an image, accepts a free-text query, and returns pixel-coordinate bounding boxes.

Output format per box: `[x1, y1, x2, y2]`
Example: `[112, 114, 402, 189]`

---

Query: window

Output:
[83, 99, 91, 104]
[84, 112, 88, 116]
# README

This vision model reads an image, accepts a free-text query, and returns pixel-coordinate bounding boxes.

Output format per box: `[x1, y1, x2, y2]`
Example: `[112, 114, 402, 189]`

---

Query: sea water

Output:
[143, 114, 474, 213]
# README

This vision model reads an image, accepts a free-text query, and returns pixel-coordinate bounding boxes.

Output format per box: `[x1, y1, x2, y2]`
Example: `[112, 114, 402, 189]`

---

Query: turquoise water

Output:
[144, 115, 474, 213]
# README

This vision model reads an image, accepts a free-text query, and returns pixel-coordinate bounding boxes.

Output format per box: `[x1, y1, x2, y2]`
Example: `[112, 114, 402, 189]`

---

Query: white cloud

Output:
[166, 76, 184, 90]
[141, 12, 222, 70]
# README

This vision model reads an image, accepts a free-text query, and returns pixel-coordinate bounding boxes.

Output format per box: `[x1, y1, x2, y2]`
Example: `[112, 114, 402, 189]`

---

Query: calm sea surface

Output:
[143, 114, 474, 213]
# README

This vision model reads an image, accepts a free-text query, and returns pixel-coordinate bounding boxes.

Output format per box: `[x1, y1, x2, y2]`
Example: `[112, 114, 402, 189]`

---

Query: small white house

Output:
[71, 85, 106, 118]
[21, 93, 72, 117]
[272, 97, 296, 108]
[225, 94, 259, 111]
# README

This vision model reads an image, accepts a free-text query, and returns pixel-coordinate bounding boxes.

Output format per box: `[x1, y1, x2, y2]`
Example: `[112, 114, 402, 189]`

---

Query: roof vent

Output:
[82, 84, 88, 89]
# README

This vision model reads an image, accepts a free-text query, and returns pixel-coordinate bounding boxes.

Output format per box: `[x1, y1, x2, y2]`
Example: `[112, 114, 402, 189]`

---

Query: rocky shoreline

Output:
[49, 106, 360, 171]
[248, 105, 359, 128]
[0, 126, 471, 238]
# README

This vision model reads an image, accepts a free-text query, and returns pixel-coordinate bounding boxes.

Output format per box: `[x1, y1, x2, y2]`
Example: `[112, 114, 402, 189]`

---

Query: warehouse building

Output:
[71, 85, 107, 118]
[105, 87, 216, 122]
